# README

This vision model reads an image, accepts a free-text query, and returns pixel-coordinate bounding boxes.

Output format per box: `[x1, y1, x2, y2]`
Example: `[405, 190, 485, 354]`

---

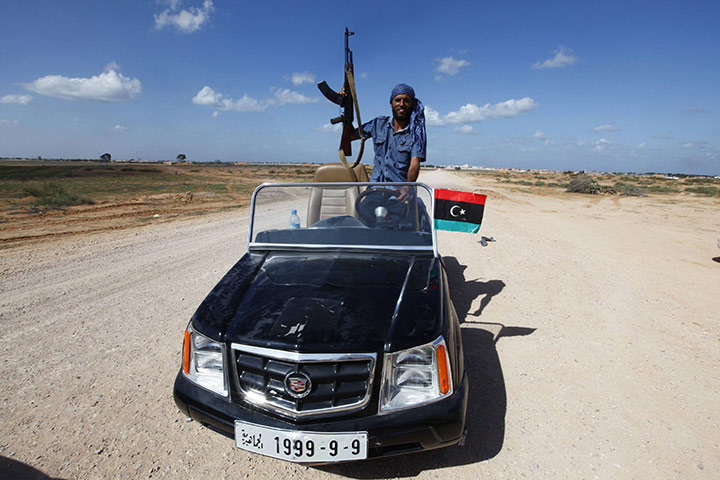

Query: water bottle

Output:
[289, 209, 301, 229]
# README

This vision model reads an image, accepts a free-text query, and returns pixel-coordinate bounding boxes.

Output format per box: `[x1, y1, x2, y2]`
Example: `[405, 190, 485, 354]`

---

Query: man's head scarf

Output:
[390, 83, 426, 159]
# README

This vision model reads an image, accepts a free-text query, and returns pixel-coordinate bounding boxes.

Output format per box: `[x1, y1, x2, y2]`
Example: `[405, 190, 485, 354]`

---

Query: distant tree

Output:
[177, 153, 187, 162]
[100, 153, 111, 162]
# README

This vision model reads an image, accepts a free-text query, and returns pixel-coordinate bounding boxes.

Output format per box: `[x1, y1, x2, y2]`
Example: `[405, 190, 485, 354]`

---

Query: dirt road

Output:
[1, 170, 718, 479]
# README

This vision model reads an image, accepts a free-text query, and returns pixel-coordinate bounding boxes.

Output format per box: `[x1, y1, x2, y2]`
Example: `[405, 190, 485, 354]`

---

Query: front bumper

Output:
[173, 371, 468, 459]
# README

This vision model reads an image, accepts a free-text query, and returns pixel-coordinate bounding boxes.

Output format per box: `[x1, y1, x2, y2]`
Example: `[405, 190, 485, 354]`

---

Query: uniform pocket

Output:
[374, 130, 387, 145]
[395, 137, 412, 167]
[397, 142, 412, 153]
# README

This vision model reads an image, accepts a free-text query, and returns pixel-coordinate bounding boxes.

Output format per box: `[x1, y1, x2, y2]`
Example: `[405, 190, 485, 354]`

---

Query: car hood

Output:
[191, 252, 442, 353]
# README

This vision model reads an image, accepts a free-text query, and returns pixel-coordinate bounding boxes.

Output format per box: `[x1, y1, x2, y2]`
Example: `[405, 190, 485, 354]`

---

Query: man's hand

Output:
[397, 186, 412, 203]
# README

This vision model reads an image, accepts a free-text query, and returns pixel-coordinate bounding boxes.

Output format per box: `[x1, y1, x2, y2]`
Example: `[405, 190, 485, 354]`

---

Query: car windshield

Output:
[248, 182, 435, 252]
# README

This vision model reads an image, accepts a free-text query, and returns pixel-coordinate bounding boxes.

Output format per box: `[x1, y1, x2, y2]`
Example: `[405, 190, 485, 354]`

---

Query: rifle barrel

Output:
[344, 27, 354, 65]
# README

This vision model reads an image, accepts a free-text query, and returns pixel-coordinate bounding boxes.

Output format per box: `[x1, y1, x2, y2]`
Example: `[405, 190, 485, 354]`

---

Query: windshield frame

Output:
[247, 181, 438, 256]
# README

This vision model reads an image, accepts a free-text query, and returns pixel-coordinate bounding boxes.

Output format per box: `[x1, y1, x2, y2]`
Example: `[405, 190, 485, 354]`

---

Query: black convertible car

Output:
[173, 164, 467, 462]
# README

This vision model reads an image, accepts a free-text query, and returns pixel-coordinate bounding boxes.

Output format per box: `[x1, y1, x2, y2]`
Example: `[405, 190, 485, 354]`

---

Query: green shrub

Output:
[647, 185, 680, 194]
[23, 182, 94, 207]
[684, 177, 718, 185]
[566, 175, 615, 194]
[685, 186, 718, 196]
[618, 184, 645, 196]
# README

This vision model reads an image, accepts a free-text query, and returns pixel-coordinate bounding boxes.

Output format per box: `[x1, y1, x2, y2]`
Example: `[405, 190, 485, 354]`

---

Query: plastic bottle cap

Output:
[291, 209, 297, 214]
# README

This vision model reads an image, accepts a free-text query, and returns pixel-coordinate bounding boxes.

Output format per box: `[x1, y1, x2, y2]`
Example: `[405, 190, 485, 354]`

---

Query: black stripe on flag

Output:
[434, 198, 485, 225]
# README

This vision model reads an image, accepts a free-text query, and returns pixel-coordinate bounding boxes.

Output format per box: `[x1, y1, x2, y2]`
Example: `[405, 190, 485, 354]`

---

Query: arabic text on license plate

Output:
[235, 421, 367, 462]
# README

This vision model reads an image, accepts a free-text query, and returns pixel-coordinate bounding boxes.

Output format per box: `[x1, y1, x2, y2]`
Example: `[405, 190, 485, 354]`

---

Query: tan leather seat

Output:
[307, 163, 369, 226]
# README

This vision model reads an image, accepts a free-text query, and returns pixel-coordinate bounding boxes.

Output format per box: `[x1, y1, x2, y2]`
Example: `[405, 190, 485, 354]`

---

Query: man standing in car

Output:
[352, 84, 426, 201]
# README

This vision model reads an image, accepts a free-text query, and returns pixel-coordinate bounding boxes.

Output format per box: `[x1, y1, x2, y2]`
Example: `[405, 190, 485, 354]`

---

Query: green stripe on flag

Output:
[434, 219, 481, 233]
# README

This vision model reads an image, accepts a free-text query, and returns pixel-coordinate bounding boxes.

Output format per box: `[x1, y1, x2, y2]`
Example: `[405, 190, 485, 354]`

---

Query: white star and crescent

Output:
[450, 205, 467, 217]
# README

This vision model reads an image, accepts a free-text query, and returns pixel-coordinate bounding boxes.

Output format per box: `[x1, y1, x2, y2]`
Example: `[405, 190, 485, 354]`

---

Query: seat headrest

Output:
[313, 163, 365, 183]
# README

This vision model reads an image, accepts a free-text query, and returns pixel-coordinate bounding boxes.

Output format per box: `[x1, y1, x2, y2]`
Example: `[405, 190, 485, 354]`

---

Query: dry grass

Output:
[0, 160, 317, 245]
[461, 168, 720, 198]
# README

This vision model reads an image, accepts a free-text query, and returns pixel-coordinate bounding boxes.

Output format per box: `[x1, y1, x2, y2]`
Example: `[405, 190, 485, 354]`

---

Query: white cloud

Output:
[424, 106, 445, 126]
[1, 94, 33, 105]
[192, 86, 265, 112]
[319, 123, 342, 133]
[424, 98, 538, 126]
[435, 56, 470, 77]
[593, 123, 619, 132]
[285, 72, 315, 86]
[111, 125, 128, 132]
[532, 130, 552, 145]
[193, 85, 317, 114]
[533, 46, 579, 69]
[192, 86, 222, 106]
[454, 125, 473, 134]
[220, 95, 265, 112]
[681, 140, 710, 153]
[594, 138, 610, 151]
[444, 97, 539, 124]
[269, 88, 318, 106]
[0, 119, 20, 127]
[22, 65, 141, 102]
[159, 0, 183, 9]
[155, 0, 214, 34]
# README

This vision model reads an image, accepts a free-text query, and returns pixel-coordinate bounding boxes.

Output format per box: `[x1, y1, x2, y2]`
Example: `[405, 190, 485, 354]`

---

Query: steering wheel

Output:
[355, 187, 409, 227]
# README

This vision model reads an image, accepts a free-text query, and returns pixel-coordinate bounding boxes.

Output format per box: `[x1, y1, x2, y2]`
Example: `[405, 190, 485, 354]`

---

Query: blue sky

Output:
[1, 0, 718, 175]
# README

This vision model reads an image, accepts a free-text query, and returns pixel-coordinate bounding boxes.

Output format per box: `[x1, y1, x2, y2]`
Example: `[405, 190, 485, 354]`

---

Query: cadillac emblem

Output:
[284, 372, 312, 399]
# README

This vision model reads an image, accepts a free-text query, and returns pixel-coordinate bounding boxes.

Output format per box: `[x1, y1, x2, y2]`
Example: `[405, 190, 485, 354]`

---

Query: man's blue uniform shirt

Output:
[360, 116, 425, 182]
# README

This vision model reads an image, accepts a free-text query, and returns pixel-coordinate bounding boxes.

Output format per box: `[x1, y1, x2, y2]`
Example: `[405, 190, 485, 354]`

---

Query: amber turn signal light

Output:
[437, 344, 449, 394]
[183, 330, 191, 375]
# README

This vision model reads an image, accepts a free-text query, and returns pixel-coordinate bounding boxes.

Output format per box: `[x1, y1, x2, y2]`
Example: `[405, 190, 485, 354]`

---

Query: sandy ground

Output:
[1, 169, 719, 479]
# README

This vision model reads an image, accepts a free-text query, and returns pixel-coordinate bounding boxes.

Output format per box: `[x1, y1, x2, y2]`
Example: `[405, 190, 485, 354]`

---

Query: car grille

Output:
[231, 344, 376, 419]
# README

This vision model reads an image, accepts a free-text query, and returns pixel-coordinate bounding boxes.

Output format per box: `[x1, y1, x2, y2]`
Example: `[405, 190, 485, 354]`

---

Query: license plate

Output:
[235, 421, 367, 462]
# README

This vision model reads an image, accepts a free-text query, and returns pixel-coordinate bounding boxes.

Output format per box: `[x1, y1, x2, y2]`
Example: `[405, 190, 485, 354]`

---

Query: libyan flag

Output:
[433, 188, 487, 233]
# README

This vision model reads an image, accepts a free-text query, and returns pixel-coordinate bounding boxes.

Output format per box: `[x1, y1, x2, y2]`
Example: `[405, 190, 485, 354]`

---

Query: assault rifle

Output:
[317, 27, 365, 167]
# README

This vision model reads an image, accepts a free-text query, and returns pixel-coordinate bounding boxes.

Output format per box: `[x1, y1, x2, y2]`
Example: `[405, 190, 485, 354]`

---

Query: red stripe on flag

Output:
[434, 188, 486, 204]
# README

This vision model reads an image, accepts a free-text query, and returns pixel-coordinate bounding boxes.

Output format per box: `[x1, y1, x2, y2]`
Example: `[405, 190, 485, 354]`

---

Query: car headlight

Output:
[379, 337, 452, 413]
[182, 325, 228, 397]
